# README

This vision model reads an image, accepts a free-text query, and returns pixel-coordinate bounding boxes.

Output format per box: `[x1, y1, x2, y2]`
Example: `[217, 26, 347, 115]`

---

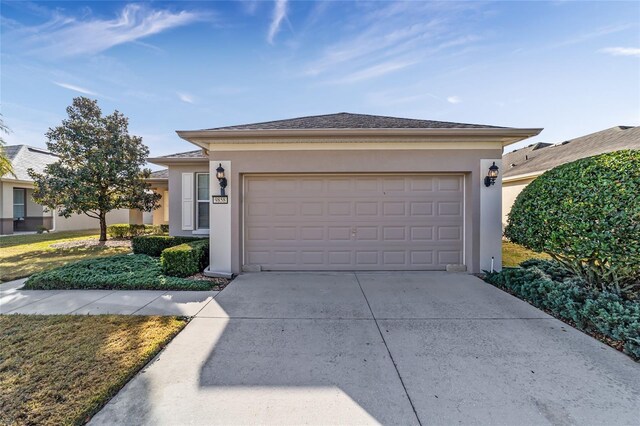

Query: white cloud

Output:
[600, 47, 640, 57]
[268, 0, 288, 44]
[177, 92, 195, 104]
[330, 60, 417, 84]
[53, 81, 98, 96]
[303, 2, 483, 84]
[447, 96, 462, 104]
[18, 4, 202, 57]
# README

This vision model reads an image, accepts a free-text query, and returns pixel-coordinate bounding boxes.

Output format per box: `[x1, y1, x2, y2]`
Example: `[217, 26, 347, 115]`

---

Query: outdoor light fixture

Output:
[216, 163, 228, 196]
[484, 162, 499, 187]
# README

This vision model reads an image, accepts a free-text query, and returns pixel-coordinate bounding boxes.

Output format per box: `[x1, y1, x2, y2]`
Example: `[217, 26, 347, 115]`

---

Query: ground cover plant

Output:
[0, 315, 186, 425]
[0, 230, 130, 282]
[505, 150, 640, 296]
[485, 259, 639, 360]
[24, 254, 215, 291]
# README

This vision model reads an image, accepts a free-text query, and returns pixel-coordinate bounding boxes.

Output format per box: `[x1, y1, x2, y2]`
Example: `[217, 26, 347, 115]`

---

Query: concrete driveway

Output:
[91, 272, 640, 425]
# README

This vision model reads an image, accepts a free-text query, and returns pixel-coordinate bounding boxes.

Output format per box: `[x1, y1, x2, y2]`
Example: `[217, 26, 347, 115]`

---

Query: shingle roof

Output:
[155, 150, 207, 159]
[503, 126, 640, 178]
[205, 112, 503, 131]
[149, 169, 169, 179]
[1, 145, 59, 181]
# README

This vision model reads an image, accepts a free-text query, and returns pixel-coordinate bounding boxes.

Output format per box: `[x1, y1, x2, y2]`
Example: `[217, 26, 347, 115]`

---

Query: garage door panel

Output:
[244, 175, 464, 271]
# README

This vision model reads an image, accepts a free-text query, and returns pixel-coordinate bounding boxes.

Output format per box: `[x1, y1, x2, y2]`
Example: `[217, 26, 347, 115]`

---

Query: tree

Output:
[0, 115, 15, 178]
[505, 150, 640, 296]
[29, 97, 161, 241]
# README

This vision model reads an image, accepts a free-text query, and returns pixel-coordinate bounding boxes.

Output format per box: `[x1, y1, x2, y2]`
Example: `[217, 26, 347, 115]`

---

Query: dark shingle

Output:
[504, 126, 640, 177]
[204, 112, 503, 131]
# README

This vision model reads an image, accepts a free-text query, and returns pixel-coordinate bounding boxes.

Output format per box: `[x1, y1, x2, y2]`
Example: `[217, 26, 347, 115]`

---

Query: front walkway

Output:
[0, 279, 218, 316]
[88, 272, 640, 425]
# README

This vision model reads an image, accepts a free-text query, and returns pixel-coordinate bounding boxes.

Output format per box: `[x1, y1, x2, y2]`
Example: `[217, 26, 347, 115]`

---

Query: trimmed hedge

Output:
[107, 223, 167, 239]
[485, 259, 640, 360]
[24, 254, 213, 291]
[505, 150, 640, 296]
[161, 240, 209, 277]
[132, 235, 206, 257]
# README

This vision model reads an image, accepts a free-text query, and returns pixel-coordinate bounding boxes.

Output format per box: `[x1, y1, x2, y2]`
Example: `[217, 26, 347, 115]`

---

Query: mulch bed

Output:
[50, 239, 132, 249]
[186, 273, 232, 291]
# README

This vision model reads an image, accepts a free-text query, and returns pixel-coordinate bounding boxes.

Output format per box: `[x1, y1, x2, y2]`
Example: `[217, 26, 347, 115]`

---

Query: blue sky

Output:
[2, 0, 639, 161]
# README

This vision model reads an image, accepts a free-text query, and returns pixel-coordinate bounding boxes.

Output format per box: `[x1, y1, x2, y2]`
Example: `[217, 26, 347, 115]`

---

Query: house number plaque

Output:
[212, 196, 228, 204]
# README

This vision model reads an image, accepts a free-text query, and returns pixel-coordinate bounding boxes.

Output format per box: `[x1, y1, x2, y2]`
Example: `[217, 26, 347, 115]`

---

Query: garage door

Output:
[243, 175, 464, 271]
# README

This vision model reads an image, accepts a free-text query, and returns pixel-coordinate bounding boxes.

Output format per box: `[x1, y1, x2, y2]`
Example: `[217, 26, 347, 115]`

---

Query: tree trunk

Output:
[99, 212, 107, 242]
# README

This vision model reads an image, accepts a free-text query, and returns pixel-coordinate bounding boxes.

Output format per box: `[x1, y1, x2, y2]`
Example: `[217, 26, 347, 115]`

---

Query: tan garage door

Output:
[243, 175, 464, 271]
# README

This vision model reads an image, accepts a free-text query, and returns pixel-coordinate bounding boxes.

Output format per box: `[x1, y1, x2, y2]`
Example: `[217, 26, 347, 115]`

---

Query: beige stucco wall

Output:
[167, 165, 210, 236]
[148, 184, 169, 226]
[207, 148, 502, 274]
[53, 209, 131, 232]
[502, 177, 536, 228]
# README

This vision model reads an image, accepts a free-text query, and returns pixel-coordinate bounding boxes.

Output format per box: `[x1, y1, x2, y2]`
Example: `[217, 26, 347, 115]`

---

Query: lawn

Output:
[0, 315, 187, 425]
[502, 240, 550, 267]
[0, 230, 130, 282]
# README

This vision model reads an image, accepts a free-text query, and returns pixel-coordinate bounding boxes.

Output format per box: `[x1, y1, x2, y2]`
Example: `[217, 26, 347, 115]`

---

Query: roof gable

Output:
[1, 145, 59, 181]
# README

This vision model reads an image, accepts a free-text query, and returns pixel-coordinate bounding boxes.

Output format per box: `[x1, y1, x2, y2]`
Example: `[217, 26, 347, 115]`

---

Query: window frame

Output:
[195, 173, 210, 230]
[13, 188, 27, 221]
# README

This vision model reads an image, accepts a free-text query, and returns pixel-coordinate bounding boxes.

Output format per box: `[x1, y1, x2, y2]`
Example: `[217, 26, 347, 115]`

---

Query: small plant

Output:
[36, 225, 50, 234]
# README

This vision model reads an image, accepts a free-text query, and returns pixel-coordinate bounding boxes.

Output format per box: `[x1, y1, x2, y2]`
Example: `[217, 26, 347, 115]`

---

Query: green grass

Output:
[502, 241, 550, 268]
[0, 230, 130, 282]
[24, 254, 215, 291]
[0, 315, 187, 426]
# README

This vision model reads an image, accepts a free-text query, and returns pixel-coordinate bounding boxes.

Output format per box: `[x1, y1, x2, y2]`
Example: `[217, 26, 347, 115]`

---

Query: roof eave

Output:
[176, 127, 543, 149]
[503, 170, 546, 182]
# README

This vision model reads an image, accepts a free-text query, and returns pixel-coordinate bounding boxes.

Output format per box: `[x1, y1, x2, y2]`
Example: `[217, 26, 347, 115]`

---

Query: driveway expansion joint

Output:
[354, 272, 423, 426]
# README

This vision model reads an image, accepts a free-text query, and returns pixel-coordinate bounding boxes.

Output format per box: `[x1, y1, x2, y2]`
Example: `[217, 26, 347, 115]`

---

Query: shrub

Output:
[485, 261, 640, 360]
[36, 225, 49, 234]
[24, 254, 212, 291]
[505, 150, 640, 296]
[160, 224, 169, 233]
[161, 240, 209, 277]
[132, 235, 206, 257]
[107, 224, 131, 239]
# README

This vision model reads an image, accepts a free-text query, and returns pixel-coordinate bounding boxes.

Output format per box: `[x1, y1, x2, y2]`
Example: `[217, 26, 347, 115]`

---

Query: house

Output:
[0, 145, 133, 235]
[149, 112, 542, 277]
[502, 126, 640, 226]
[145, 169, 169, 226]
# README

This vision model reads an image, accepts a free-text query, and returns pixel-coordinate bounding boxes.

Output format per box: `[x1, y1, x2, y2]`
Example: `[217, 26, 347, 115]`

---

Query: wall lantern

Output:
[216, 163, 228, 196]
[484, 162, 499, 187]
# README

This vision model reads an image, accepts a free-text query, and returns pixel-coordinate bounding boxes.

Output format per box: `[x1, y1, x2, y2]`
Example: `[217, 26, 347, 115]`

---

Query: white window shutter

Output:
[181, 173, 194, 230]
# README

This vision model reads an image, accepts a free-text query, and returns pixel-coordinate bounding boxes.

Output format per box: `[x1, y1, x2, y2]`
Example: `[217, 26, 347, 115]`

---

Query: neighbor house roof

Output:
[147, 149, 208, 166]
[149, 169, 169, 180]
[203, 112, 503, 131]
[503, 126, 640, 180]
[1, 145, 58, 182]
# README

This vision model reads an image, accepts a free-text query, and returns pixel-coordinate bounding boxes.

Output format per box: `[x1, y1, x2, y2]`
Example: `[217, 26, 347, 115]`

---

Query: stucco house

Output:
[149, 112, 541, 277]
[0, 144, 133, 235]
[502, 126, 640, 226]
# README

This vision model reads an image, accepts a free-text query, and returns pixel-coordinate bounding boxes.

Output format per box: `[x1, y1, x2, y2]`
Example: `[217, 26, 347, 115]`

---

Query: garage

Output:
[243, 174, 464, 271]
[174, 112, 541, 276]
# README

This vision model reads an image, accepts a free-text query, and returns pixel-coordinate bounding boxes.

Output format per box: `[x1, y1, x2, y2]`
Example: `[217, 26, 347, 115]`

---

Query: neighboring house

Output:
[502, 126, 640, 226]
[150, 112, 541, 276]
[0, 145, 133, 235]
[146, 169, 170, 226]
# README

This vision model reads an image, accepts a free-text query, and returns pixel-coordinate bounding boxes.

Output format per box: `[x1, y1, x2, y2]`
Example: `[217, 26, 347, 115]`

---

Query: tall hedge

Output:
[505, 150, 640, 295]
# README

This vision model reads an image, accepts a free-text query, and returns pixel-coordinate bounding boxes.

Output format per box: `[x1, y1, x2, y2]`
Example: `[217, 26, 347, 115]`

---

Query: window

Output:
[196, 173, 210, 229]
[13, 188, 26, 220]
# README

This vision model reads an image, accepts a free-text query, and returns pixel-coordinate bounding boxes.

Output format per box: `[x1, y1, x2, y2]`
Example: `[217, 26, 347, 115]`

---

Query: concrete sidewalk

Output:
[0, 278, 219, 316]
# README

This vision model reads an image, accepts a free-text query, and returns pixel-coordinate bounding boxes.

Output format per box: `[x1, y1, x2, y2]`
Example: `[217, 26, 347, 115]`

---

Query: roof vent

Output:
[510, 163, 516, 168]
[525, 155, 528, 160]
